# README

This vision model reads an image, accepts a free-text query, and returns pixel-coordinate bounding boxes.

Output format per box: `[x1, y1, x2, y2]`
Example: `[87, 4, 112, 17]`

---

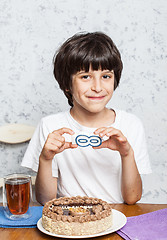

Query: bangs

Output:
[70, 40, 120, 74]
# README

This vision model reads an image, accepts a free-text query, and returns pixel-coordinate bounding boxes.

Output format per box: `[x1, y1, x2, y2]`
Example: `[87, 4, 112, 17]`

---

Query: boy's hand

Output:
[93, 127, 131, 157]
[40, 128, 78, 161]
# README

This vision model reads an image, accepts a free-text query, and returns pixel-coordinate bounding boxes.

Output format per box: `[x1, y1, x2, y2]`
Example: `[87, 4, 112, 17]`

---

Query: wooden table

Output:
[0, 203, 167, 240]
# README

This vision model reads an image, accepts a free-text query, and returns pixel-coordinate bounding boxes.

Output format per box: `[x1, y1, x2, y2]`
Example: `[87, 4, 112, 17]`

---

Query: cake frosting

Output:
[42, 196, 113, 236]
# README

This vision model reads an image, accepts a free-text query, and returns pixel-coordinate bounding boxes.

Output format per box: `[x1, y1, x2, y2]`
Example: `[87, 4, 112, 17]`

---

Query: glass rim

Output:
[4, 173, 31, 181]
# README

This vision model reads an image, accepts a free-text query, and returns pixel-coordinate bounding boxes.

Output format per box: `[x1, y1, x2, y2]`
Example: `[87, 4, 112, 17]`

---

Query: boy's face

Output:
[71, 67, 115, 114]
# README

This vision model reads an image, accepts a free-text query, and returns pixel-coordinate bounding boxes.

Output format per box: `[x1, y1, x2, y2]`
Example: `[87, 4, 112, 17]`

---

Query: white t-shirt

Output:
[21, 109, 152, 203]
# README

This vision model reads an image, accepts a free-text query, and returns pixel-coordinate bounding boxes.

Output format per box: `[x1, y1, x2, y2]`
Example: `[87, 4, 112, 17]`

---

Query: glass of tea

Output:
[3, 173, 32, 220]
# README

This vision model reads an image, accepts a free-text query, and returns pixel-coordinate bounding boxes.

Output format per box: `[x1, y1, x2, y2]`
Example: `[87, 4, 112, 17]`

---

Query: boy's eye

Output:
[102, 75, 111, 79]
[81, 75, 90, 79]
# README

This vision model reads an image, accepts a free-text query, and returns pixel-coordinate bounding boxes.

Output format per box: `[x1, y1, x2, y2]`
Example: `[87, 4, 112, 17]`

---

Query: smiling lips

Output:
[88, 96, 105, 100]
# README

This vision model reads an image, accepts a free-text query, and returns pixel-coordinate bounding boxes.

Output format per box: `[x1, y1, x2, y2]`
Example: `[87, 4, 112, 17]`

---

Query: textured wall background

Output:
[0, 0, 167, 203]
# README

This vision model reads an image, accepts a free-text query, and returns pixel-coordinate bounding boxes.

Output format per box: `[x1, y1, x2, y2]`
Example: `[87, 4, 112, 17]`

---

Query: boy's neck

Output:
[70, 107, 115, 128]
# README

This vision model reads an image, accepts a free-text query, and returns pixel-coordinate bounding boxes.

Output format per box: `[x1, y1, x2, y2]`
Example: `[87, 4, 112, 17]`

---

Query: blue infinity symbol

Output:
[75, 134, 102, 147]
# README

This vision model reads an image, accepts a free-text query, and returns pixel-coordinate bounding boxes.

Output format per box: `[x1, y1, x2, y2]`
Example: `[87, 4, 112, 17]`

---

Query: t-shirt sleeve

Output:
[124, 114, 152, 175]
[21, 118, 58, 176]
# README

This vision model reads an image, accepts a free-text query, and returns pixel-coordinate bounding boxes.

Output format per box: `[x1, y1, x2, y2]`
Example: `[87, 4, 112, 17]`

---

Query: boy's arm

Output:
[35, 128, 78, 205]
[94, 127, 142, 205]
[120, 147, 142, 205]
[35, 156, 57, 205]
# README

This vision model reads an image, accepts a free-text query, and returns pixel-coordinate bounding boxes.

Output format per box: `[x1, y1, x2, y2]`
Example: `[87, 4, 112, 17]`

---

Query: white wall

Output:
[0, 0, 167, 203]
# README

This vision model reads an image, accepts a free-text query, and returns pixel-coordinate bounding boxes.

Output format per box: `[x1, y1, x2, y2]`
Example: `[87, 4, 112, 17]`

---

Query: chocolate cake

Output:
[42, 196, 113, 236]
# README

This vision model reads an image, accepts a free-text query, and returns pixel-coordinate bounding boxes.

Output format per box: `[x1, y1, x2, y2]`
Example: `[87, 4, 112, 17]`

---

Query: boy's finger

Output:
[48, 133, 65, 142]
[53, 128, 74, 135]
[106, 129, 124, 138]
[95, 127, 117, 138]
[93, 141, 107, 149]
[64, 142, 78, 149]
[94, 127, 107, 134]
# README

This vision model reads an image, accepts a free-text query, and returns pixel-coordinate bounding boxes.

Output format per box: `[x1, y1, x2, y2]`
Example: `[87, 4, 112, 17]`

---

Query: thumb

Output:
[92, 141, 108, 149]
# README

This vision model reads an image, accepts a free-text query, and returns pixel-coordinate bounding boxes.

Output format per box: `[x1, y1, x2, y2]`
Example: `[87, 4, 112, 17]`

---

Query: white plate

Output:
[0, 124, 35, 144]
[37, 209, 127, 239]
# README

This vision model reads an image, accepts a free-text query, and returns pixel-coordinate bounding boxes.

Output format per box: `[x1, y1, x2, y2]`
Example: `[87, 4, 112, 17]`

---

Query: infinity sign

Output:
[74, 134, 102, 147]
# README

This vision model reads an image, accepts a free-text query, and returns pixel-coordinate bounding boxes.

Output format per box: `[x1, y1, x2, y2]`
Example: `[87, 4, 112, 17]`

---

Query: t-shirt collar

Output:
[65, 108, 119, 133]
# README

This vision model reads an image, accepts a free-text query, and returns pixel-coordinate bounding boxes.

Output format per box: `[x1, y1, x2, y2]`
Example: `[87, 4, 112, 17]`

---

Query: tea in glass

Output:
[3, 174, 32, 220]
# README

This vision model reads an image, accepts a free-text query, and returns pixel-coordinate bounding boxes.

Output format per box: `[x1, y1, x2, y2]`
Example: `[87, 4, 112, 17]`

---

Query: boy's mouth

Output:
[88, 96, 105, 100]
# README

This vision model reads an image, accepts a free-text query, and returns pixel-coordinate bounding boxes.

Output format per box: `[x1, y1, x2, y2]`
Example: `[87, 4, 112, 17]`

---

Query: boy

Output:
[21, 32, 152, 205]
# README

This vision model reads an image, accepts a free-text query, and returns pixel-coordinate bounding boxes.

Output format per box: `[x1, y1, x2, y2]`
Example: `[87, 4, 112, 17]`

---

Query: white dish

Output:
[0, 124, 35, 144]
[37, 209, 127, 239]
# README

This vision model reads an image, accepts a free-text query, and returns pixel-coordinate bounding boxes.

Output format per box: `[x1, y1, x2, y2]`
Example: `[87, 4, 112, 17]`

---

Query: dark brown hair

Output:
[53, 32, 123, 107]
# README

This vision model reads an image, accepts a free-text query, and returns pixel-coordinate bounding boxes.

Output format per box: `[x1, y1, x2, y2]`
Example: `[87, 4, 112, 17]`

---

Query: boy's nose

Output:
[91, 78, 102, 92]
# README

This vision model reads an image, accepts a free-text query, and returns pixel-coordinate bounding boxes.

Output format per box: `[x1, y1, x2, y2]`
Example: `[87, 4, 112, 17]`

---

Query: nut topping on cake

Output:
[43, 195, 112, 222]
